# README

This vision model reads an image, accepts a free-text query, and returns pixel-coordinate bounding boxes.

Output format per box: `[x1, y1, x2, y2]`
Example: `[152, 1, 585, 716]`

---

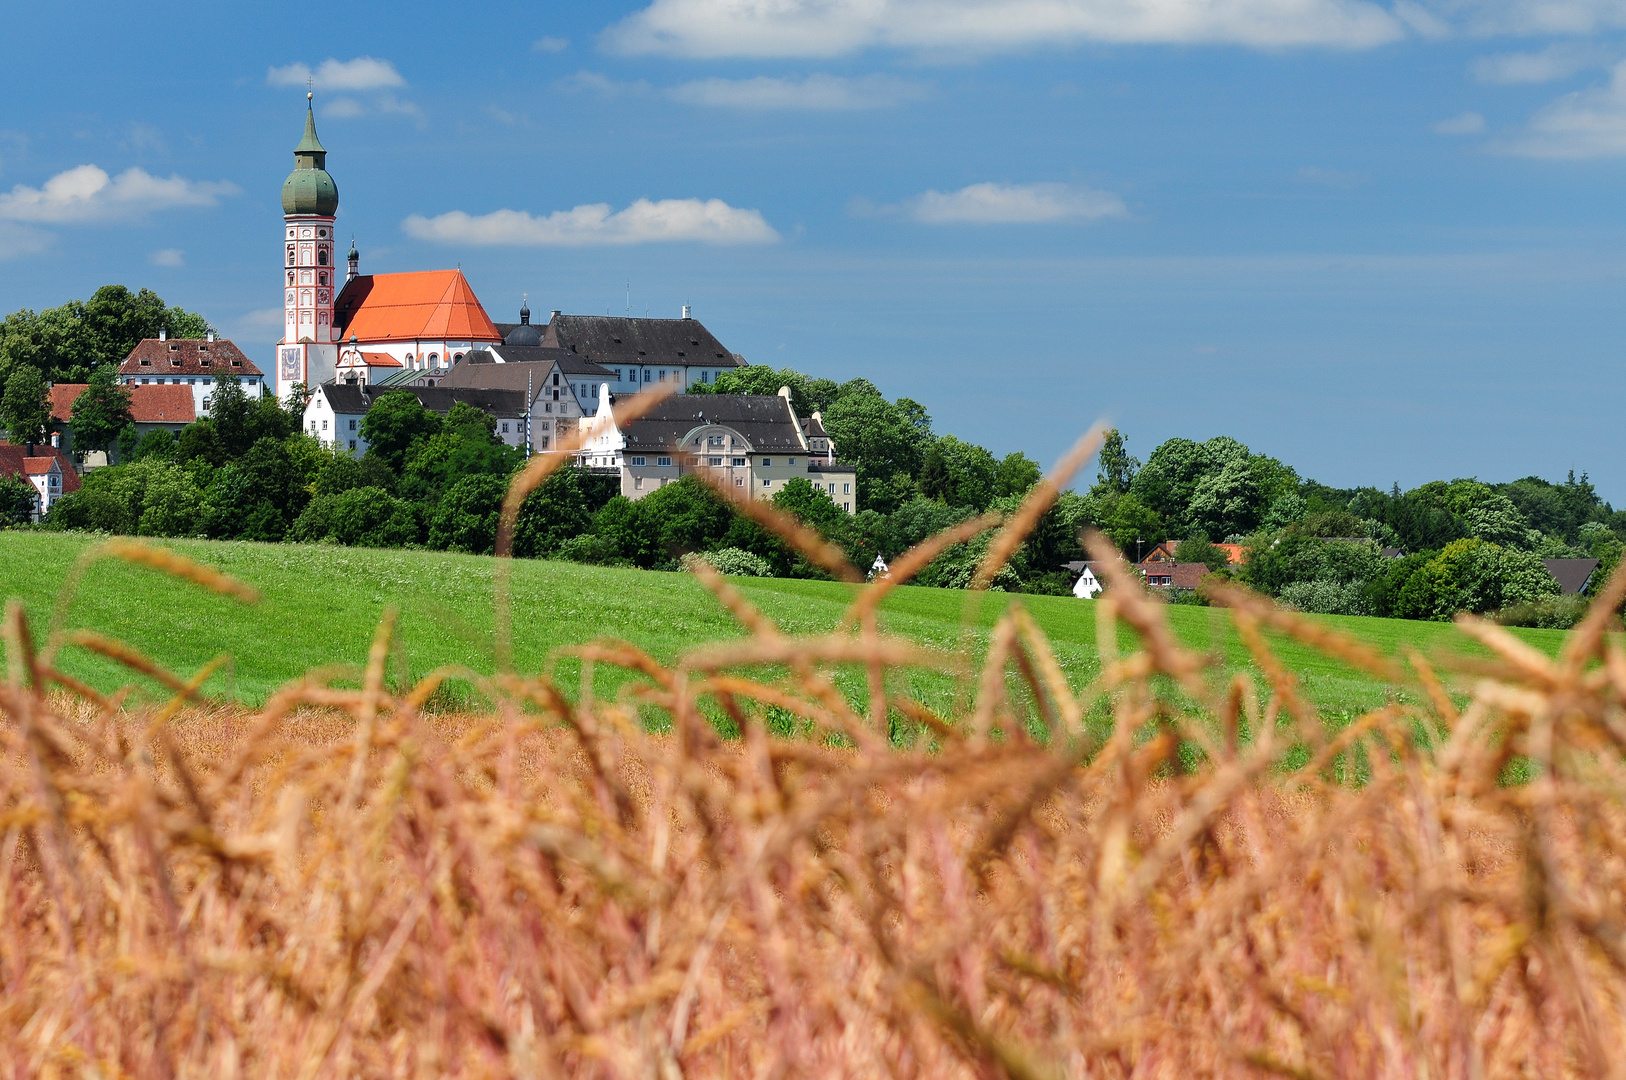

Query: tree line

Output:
[3, 288, 1620, 625]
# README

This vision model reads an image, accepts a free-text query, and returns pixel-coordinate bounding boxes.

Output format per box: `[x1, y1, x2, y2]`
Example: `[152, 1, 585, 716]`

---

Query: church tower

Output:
[276, 93, 341, 401]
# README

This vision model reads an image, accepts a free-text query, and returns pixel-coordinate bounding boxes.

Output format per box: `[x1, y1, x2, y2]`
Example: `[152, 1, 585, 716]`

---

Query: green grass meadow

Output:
[0, 531, 1572, 720]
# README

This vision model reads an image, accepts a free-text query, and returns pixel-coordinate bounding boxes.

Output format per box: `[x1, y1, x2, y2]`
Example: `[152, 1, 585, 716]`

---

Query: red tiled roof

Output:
[1215, 543, 1246, 565]
[360, 350, 402, 367]
[48, 383, 195, 425]
[334, 270, 502, 345]
[0, 442, 80, 494]
[119, 338, 262, 377]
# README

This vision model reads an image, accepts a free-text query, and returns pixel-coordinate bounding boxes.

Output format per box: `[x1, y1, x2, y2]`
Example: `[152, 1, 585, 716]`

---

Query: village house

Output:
[116, 334, 266, 412]
[49, 382, 195, 461]
[578, 387, 857, 511]
[0, 441, 80, 521]
[437, 344, 618, 453]
[303, 382, 529, 455]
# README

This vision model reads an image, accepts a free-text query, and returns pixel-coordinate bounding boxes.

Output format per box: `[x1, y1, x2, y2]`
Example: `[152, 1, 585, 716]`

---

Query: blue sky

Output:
[3, 0, 1626, 496]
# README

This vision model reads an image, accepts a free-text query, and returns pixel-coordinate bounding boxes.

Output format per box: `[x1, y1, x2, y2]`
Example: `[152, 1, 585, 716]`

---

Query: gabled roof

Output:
[344, 350, 402, 368]
[49, 383, 196, 425]
[333, 270, 502, 344]
[619, 393, 804, 453]
[542, 315, 743, 368]
[1143, 562, 1209, 589]
[119, 338, 262, 377]
[1544, 558, 1599, 596]
[0, 442, 80, 494]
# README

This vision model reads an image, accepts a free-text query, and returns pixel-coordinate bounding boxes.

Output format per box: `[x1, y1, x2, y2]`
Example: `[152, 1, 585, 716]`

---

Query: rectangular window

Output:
[634, 477, 644, 490]
[843, 483, 851, 494]
[203, 377, 212, 385]
[761, 458, 771, 466]
[349, 440, 357, 451]
[732, 457, 745, 466]
[657, 456, 672, 467]
[762, 479, 771, 488]
[631, 456, 647, 466]
[501, 422, 510, 433]
[708, 456, 722, 465]
[844, 502, 851, 511]
[735, 477, 744, 486]
[787, 457, 796, 466]
[322, 419, 328, 431]
[828, 483, 836, 494]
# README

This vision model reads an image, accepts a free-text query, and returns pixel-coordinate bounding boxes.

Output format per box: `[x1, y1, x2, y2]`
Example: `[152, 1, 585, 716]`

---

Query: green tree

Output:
[1092, 428, 1139, 496]
[0, 475, 37, 525]
[291, 487, 419, 548]
[1174, 536, 1232, 572]
[1, 366, 50, 445]
[360, 391, 442, 474]
[512, 466, 617, 558]
[693, 366, 839, 416]
[995, 452, 1042, 498]
[0, 285, 210, 391]
[69, 365, 134, 456]
[821, 380, 928, 512]
[429, 474, 507, 554]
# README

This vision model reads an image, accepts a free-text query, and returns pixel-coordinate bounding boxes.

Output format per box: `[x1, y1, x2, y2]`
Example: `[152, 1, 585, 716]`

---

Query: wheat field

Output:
[4, 425, 1626, 1079]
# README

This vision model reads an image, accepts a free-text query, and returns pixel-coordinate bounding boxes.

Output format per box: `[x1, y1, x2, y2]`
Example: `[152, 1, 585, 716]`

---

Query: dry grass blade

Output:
[64, 629, 193, 695]
[972, 427, 1104, 591]
[686, 557, 783, 639]
[10, 421, 1626, 1080]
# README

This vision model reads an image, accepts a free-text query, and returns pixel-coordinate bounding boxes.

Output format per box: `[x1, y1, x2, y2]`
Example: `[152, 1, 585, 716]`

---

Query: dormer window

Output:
[198, 344, 208, 352]
[200, 359, 211, 367]
[171, 359, 181, 367]
[139, 359, 151, 366]
[230, 360, 241, 367]
[169, 343, 180, 351]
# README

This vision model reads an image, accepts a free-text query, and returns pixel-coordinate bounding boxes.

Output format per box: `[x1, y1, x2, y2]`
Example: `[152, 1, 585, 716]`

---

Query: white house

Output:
[117, 334, 267, 413]
[304, 382, 530, 456]
[437, 345, 621, 453]
[1065, 560, 1107, 599]
[0, 440, 79, 521]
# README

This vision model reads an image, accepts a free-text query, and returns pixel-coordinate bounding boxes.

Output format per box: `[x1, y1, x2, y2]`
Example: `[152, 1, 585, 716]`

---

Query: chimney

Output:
[207, 330, 215, 343]
[50, 433, 60, 449]
[550, 309, 561, 321]
[681, 305, 692, 320]
[159, 328, 167, 342]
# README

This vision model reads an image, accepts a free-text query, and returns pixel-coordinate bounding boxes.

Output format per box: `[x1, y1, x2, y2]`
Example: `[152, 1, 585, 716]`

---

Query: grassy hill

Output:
[0, 531, 1571, 716]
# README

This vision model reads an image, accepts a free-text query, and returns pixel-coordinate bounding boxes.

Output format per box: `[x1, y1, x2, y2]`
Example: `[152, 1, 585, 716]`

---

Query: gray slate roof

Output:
[621, 394, 803, 453]
[542, 315, 743, 369]
[441, 357, 617, 394]
[319, 382, 527, 418]
[478, 346, 620, 378]
[1544, 558, 1599, 595]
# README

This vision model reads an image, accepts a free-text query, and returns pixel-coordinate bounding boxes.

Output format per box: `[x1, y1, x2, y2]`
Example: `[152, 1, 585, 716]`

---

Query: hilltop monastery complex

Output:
[273, 95, 857, 511]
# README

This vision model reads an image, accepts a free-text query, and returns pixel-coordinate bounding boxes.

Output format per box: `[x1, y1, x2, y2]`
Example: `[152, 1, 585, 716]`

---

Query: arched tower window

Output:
[318, 272, 327, 286]
[318, 249, 328, 266]
[287, 272, 295, 285]
[287, 246, 295, 266]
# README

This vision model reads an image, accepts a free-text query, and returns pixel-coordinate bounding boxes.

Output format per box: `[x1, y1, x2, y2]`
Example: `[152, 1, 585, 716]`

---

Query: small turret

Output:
[346, 236, 359, 282]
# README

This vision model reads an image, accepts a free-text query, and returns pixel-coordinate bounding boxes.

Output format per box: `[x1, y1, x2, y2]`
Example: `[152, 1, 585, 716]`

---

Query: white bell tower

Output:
[276, 92, 341, 401]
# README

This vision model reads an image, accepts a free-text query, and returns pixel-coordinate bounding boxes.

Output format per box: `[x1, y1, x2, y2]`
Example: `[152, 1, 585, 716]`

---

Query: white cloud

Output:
[533, 36, 570, 52]
[904, 182, 1126, 224]
[667, 73, 929, 109]
[1436, 0, 1626, 37]
[149, 248, 185, 267]
[1433, 111, 1486, 134]
[402, 198, 780, 246]
[322, 93, 423, 120]
[602, 0, 1405, 57]
[1473, 42, 1613, 84]
[1502, 59, 1626, 157]
[557, 71, 651, 97]
[0, 165, 238, 224]
[267, 57, 406, 91]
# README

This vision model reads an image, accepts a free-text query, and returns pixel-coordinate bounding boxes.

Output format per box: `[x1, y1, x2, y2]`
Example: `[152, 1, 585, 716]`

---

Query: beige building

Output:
[580, 387, 857, 513]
